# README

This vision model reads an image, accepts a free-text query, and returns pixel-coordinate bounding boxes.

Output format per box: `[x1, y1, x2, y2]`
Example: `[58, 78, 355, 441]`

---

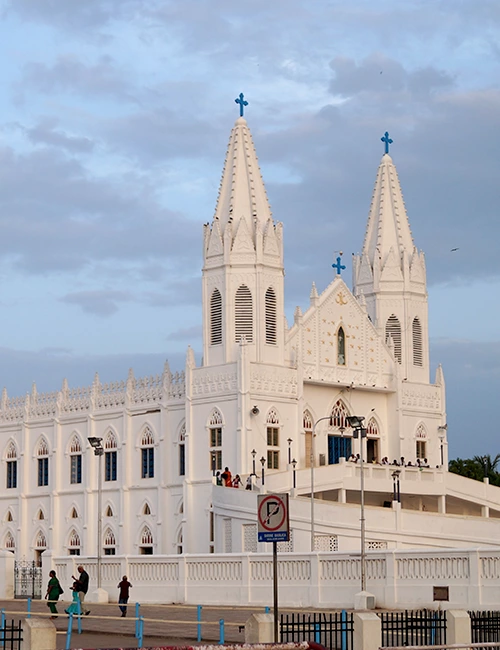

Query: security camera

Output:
[251, 406, 260, 415]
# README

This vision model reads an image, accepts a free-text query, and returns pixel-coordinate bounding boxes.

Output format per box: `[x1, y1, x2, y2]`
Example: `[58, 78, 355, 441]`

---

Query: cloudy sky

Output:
[0, 0, 498, 458]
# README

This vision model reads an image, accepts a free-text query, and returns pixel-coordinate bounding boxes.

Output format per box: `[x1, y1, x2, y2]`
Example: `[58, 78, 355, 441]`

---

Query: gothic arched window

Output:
[5, 531, 15, 551]
[265, 287, 277, 345]
[415, 424, 427, 460]
[303, 410, 313, 468]
[140, 526, 153, 555]
[141, 426, 155, 479]
[36, 438, 49, 487]
[235, 285, 253, 343]
[208, 409, 223, 472]
[69, 435, 82, 485]
[104, 528, 116, 555]
[210, 288, 222, 345]
[337, 327, 346, 365]
[266, 408, 280, 469]
[330, 400, 350, 429]
[35, 530, 47, 549]
[385, 315, 402, 364]
[412, 317, 423, 367]
[366, 418, 379, 437]
[68, 530, 81, 555]
[179, 424, 186, 477]
[104, 431, 118, 482]
[6, 442, 17, 489]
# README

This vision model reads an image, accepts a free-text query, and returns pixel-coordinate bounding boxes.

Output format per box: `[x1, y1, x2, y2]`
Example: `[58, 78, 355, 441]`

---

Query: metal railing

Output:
[470, 611, 500, 645]
[280, 611, 353, 650]
[0, 619, 23, 650]
[378, 610, 447, 647]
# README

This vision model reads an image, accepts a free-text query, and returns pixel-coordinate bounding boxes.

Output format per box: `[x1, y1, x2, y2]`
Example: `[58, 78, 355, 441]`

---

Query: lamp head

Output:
[251, 405, 260, 415]
[346, 415, 365, 429]
[251, 449, 256, 459]
[88, 436, 103, 449]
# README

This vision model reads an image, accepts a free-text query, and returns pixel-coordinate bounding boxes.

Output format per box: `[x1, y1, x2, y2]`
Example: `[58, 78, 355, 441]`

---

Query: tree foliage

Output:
[449, 454, 500, 487]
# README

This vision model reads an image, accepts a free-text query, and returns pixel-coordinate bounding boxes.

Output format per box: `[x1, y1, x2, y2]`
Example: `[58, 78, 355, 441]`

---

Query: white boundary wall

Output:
[42, 547, 500, 609]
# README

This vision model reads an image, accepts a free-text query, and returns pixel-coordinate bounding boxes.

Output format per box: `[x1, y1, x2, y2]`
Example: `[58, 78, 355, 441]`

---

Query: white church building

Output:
[2, 110, 500, 573]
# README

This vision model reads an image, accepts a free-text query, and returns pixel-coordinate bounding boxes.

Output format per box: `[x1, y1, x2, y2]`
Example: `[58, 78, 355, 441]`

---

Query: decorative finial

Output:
[235, 92, 248, 117]
[332, 253, 346, 276]
[381, 131, 393, 155]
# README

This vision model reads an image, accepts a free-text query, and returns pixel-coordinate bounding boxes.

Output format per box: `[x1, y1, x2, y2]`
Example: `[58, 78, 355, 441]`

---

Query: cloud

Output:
[18, 117, 95, 153]
[61, 290, 133, 316]
[18, 55, 135, 102]
[166, 325, 202, 341]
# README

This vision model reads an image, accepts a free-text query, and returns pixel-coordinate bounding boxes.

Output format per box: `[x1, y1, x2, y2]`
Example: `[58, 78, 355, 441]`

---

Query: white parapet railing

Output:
[40, 547, 500, 609]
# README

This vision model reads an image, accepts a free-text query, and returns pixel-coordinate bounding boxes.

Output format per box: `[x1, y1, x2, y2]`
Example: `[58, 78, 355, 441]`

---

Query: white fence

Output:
[37, 547, 500, 609]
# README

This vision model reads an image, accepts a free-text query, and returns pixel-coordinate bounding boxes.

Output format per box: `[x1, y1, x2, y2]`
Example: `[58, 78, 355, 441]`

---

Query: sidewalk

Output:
[0, 600, 266, 648]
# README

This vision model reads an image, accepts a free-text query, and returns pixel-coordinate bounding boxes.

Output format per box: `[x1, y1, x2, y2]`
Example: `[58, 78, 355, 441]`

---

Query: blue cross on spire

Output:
[381, 131, 393, 154]
[235, 93, 248, 117]
[332, 256, 346, 276]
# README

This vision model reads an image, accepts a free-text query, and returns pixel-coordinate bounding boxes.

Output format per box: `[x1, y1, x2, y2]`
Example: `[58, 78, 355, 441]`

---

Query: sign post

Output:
[257, 493, 290, 643]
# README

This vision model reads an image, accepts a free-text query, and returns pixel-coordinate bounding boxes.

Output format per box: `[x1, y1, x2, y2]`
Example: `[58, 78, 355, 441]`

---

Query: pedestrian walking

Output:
[71, 565, 90, 615]
[117, 575, 132, 617]
[64, 582, 81, 616]
[45, 570, 63, 619]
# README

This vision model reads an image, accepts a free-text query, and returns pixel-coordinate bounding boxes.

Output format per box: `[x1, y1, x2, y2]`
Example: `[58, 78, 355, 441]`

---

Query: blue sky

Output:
[0, 0, 499, 458]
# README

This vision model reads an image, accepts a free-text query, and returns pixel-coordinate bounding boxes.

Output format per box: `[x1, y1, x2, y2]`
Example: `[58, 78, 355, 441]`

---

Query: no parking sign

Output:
[257, 493, 290, 543]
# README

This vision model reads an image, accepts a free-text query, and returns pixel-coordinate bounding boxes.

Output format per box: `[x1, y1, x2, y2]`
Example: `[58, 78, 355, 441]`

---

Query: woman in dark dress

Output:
[45, 570, 62, 619]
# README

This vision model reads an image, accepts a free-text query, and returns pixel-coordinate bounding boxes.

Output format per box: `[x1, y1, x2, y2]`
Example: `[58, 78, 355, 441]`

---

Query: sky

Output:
[0, 0, 499, 459]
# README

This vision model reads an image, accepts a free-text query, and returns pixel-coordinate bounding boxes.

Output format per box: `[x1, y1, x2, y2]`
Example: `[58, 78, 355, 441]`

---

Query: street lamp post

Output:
[287, 438, 293, 464]
[391, 470, 401, 503]
[310, 415, 335, 551]
[211, 452, 216, 477]
[251, 449, 257, 475]
[346, 415, 367, 593]
[292, 459, 297, 489]
[438, 425, 447, 467]
[260, 456, 266, 486]
[88, 437, 104, 591]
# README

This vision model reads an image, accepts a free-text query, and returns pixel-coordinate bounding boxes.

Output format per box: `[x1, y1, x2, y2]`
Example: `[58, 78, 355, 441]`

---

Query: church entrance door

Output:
[366, 438, 379, 463]
[328, 435, 352, 464]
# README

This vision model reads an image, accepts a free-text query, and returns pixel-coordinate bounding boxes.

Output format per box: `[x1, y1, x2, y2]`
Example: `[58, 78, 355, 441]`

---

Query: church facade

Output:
[1, 113, 499, 565]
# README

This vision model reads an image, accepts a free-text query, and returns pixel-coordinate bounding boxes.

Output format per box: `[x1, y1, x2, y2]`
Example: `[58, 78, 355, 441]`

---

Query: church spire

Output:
[353, 137, 429, 384]
[212, 116, 273, 236]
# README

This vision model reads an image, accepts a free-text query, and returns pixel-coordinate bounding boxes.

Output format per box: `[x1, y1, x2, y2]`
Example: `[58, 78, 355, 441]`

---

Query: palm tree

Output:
[472, 454, 500, 482]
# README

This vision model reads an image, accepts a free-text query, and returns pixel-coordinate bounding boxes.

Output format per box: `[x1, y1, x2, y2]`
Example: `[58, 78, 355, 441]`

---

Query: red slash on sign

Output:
[257, 494, 287, 532]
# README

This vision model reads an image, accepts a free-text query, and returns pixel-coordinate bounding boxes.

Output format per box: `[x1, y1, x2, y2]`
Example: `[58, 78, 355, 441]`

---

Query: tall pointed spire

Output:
[212, 117, 272, 235]
[361, 153, 415, 273]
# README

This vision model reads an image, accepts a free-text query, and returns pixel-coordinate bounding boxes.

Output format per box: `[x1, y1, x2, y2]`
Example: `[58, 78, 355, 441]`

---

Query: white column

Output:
[353, 612, 381, 650]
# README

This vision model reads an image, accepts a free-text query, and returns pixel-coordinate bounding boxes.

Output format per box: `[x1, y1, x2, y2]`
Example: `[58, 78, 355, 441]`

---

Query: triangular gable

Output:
[380, 246, 403, 282]
[263, 219, 280, 257]
[206, 221, 223, 258]
[231, 216, 255, 253]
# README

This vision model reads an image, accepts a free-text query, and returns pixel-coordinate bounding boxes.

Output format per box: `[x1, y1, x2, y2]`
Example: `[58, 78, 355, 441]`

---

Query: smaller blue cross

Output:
[235, 93, 248, 117]
[381, 131, 393, 154]
[332, 256, 346, 275]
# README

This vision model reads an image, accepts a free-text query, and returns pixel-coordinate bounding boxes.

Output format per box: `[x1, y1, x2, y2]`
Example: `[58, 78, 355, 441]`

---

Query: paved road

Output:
[0, 599, 270, 648]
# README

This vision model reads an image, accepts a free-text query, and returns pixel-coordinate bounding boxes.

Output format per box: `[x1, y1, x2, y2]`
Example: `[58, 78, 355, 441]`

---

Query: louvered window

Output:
[265, 287, 277, 345]
[386, 315, 402, 364]
[210, 289, 222, 345]
[235, 285, 253, 342]
[412, 317, 423, 366]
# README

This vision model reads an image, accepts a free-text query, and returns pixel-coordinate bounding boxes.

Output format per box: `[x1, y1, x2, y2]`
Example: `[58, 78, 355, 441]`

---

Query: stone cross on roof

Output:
[332, 256, 346, 275]
[235, 93, 248, 117]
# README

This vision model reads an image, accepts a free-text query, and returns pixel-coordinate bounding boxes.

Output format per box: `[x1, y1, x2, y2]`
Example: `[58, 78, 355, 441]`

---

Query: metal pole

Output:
[311, 416, 332, 551]
[97, 451, 102, 590]
[359, 427, 366, 592]
[273, 541, 278, 643]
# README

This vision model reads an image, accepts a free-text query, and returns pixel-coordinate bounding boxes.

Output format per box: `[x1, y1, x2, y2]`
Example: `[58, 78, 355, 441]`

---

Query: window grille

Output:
[314, 534, 338, 551]
[235, 285, 253, 342]
[367, 540, 387, 549]
[141, 448, 154, 478]
[6, 442, 17, 459]
[303, 411, 313, 430]
[416, 424, 426, 438]
[386, 315, 402, 363]
[69, 436, 81, 453]
[37, 458, 48, 487]
[37, 439, 49, 457]
[412, 317, 423, 366]
[210, 289, 223, 345]
[243, 524, 258, 553]
[277, 530, 293, 552]
[140, 526, 153, 554]
[330, 400, 350, 429]
[5, 532, 15, 549]
[223, 519, 232, 553]
[68, 530, 81, 552]
[337, 327, 346, 365]
[104, 528, 116, 547]
[265, 287, 277, 345]
[70, 455, 82, 484]
[105, 432, 118, 449]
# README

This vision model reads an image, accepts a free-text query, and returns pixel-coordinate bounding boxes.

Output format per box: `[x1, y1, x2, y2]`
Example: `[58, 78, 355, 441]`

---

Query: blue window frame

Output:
[70, 455, 82, 484]
[328, 435, 352, 465]
[142, 448, 154, 479]
[7, 460, 17, 489]
[105, 451, 117, 481]
[38, 458, 49, 486]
